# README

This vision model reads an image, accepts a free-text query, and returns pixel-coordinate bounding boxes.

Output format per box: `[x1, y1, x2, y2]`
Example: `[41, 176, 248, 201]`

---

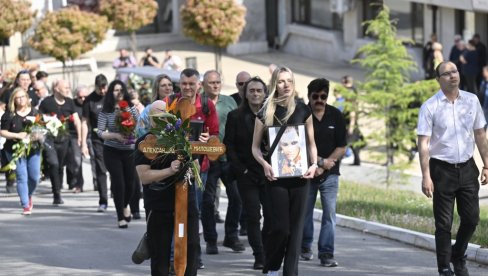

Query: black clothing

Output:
[68, 100, 83, 137]
[429, 158, 480, 273]
[82, 91, 104, 142]
[92, 139, 108, 205]
[39, 96, 76, 140]
[258, 99, 312, 275]
[0, 109, 39, 153]
[1, 87, 39, 107]
[230, 92, 242, 106]
[423, 41, 435, 79]
[135, 133, 199, 276]
[312, 104, 347, 183]
[142, 55, 159, 66]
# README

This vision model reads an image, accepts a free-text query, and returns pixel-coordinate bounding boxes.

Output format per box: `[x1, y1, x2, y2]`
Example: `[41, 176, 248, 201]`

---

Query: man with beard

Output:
[300, 78, 347, 268]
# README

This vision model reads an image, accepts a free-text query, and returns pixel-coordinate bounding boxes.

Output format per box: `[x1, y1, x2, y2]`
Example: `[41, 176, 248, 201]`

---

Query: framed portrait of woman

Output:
[268, 124, 309, 178]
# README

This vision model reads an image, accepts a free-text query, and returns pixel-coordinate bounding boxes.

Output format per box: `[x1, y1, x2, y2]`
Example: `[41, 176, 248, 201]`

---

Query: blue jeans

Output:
[10, 151, 41, 208]
[302, 174, 339, 256]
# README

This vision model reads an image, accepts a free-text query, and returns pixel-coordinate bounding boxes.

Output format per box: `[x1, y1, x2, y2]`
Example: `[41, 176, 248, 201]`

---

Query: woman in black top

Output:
[0, 88, 43, 215]
[252, 67, 318, 276]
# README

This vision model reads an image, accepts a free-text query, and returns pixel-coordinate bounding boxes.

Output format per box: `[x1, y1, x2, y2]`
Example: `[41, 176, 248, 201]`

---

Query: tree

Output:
[352, 5, 437, 185]
[29, 6, 109, 86]
[0, 0, 35, 70]
[181, 0, 246, 73]
[98, 0, 158, 59]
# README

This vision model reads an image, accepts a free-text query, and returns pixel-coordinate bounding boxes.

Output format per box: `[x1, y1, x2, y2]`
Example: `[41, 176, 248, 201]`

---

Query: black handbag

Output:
[132, 211, 152, 264]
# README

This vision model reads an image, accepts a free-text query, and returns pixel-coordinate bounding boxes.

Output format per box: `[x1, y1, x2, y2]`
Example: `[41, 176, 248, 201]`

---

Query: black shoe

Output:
[319, 253, 338, 267]
[215, 214, 224, 223]
[439, 268, 454, 276]
[132, 212, 141, 220]
[239, 227, 247, 236]
[169, 261, 176, 275]
[300, 247, 313, 261]
[6, 185, 15, 194]
[206, 242, 219, 254]
[253, 255, 264, 270]
[53, 197, 64, 205]
[451, 255, 469, 276]
[223, 238, 245, 252]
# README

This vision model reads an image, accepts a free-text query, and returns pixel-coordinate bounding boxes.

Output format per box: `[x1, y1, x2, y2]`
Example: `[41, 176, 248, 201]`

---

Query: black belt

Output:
[430, 158, 473, 169]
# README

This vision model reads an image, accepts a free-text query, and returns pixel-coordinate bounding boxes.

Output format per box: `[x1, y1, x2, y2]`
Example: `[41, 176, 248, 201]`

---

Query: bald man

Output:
[230, 71, 251, 106]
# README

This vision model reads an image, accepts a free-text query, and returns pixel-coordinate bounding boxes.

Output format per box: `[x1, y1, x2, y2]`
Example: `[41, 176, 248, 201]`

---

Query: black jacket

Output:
[224, 105, 264, 183]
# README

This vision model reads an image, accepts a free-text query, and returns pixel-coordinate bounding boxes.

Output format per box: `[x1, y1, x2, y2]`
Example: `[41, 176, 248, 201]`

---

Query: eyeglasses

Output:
[439, 70, 458, 77]
[77, 96, 86, 100]
[311, 94, 328, 100]
[237, 82, 245, 86]
[14, 95, 26, 100]
[281, 141, 298, 147]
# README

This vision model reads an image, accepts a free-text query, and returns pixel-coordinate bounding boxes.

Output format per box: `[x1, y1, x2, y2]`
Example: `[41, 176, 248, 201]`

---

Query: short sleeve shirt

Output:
[82, 91, 104, 140]
[1, 109, 39, 152]
[417, 90, 486, 163]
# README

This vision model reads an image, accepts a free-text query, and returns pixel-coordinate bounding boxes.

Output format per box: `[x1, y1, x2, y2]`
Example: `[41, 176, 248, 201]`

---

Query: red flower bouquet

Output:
[116, 100, 136, 144]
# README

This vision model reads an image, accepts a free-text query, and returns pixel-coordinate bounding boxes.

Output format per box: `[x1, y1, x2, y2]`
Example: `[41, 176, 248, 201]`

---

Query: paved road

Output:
[1, 164, 488, 275]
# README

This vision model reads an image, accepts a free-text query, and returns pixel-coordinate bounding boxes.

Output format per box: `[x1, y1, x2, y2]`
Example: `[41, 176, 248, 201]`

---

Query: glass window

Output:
[292, 0, 343, 30]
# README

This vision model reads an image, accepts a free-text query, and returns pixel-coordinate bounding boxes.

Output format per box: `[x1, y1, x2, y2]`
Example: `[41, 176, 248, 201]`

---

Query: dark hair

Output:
[307, 78, 330, 96]
[94, 74, 108, 89]
[102, 80, 132, 113]
[473, 33, 481, 39]
[435, 61, 454, 77]
[13, 70, 30, 88]
[180, 68, 200, 79]
[239, 76, 268, 110]
[36, 71, 48, 80]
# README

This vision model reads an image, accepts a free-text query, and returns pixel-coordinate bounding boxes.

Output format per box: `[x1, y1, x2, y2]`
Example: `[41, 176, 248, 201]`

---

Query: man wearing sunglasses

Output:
[300, 78, 347, 268]
[230, 71, 251, 106]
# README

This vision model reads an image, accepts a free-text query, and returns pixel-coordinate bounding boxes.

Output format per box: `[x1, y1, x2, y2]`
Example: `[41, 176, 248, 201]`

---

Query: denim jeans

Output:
[11, 151, 41, 208]
[302, 174, 339, 256]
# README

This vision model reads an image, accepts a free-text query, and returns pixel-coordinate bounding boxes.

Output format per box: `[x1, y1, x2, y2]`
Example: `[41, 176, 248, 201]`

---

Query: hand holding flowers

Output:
[116, 100, 136, 144]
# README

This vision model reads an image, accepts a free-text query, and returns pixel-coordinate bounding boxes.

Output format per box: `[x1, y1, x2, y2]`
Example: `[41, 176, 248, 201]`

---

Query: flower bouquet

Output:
[149, 99, 203, 189]
[116, 100, 136, 144]
[1, 114, 48, 171]
[43, 113, 69, 138]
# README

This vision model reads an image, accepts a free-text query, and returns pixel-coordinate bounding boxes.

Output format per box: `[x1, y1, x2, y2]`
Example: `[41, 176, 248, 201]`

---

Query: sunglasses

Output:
[311, 94, 327, 100]
[237, 82, 245, 86]
[281, 141, 298, 147]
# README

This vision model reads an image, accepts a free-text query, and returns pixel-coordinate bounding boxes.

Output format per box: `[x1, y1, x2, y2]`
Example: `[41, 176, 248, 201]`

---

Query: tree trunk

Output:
[130, 31, 138, 60]
[1, 43, 6, 72]
[214, 46, 222, 75]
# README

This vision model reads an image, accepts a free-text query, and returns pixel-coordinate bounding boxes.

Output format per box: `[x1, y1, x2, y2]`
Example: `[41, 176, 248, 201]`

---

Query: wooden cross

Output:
[137, 98, 225, 276]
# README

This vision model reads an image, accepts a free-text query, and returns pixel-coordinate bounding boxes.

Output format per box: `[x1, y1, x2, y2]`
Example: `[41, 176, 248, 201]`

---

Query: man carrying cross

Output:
[135, 100, 200, 275]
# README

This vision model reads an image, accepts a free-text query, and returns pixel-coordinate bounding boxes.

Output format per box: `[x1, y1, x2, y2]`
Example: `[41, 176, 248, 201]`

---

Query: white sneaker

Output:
[267, 271, 279, 276]
[341, 155, 354, 165]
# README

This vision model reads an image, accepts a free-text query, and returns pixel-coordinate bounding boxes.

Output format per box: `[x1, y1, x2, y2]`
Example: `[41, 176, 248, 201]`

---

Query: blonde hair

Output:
[262, 66, 298, 126]
[8, 87, 31, 113]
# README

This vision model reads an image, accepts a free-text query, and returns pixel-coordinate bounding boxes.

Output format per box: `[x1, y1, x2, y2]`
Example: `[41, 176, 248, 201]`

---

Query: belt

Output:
[430, 158, 472, 169]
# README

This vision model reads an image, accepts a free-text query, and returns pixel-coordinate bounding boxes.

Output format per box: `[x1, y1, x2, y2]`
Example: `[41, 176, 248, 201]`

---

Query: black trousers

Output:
[264, 180, 309, 276]
[66, 137, 83, 190]
[146, 187, 200, 276]
[201, 160, 242, 243]
[92, 139, 108, 205]
[103, 146, 134, 221]
[236, 174, 268, 259]
[43, 138, 69, 198]
[430, 158, 480, 272]
[130, 172, 141, 214]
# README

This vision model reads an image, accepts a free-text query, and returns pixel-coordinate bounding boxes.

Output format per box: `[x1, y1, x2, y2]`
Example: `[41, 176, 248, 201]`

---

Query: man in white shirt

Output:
[417, 61, 488, 276]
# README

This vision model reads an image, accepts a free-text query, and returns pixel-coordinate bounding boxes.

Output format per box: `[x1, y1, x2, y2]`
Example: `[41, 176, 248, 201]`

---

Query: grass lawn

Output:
[327, 181, 488, 247]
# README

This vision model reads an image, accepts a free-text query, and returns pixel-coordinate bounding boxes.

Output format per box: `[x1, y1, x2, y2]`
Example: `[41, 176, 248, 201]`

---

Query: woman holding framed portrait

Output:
[252, 66, 318, 276]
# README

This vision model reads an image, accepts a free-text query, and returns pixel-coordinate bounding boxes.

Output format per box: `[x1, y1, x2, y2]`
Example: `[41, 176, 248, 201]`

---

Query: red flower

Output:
[118, 100, 129, 109]
[51, 112, 56, 116]
[121, 119, 135, 127]
[69, 114, 75, 122]
[60, 115, 66, 122]
[120, 111, 131, 121]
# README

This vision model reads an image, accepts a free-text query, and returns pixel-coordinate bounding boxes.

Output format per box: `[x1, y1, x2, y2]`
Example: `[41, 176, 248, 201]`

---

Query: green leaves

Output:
[28, 6, 109, 62]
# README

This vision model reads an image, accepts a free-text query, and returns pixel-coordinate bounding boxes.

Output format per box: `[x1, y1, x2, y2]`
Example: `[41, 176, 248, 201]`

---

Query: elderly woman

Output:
[135, 100, 199, 275]
[0, 88, 43, 215]
[252, 66, 318, 276]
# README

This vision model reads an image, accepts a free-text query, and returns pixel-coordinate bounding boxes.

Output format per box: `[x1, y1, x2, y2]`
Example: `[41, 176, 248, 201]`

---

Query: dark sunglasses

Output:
[311, 94, 327, 100]
[237, 82, 245, 86]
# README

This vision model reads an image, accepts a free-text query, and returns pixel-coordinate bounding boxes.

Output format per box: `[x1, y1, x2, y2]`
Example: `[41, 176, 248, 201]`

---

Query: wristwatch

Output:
[317, 157, 325, 168]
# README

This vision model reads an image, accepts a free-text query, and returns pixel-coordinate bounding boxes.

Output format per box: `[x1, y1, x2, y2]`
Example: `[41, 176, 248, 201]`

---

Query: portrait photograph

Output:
[268, 124, 309, 178]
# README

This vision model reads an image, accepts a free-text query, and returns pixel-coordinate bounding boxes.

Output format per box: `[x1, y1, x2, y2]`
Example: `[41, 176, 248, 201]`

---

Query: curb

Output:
[313, 209, 488, 266]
